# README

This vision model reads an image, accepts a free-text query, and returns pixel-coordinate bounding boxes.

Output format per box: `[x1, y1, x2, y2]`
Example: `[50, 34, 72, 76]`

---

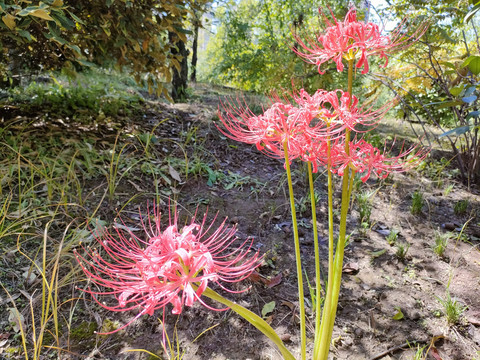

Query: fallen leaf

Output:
[281, 300, 295, 311]
[375, 229, 391, 236]
[0, 293, 19, 306]
[266, 273, 283, 288]
[392, 306, 404, 320]
[19, 290, 32, 301]
[343, 262, 359, 274]
[22, 270, 36, 285]
[280, 334, 291, 342]
[8, 308, 25, 333]
[113, 223, 141, 232]
[248, 271, 266, 284]
[261, 301, 276, 318]
[430, 347, 443, 360]
[168, 165, 182, 182]
[127, 179, 144, 192]
[370, 249, 387, 258]
[466, 311, 480, 326]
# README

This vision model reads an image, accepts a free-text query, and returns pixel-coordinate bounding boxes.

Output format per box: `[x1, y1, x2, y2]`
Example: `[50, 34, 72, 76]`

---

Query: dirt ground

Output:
[1, 83, 480, 360]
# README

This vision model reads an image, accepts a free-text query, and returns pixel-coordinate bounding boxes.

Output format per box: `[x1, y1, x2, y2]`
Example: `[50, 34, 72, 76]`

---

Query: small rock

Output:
[343, 336, 353, 347]
[467, 311, 480, 326]
[410, 311, 421, 321]
[354, 328, 363, 338]
[360, 283, 371, 291]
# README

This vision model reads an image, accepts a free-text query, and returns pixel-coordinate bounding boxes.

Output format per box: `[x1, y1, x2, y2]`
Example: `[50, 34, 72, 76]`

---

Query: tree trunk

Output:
[190, 14, 199, 83]
[169, 32, 188, 102]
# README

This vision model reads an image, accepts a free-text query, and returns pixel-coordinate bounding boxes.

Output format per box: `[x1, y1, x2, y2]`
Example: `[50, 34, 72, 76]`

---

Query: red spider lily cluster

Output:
[218, 6, 428, 182]
[293, 7, 427, 74]
[219, 89, 426, 181]
[75, 207, 261, 333]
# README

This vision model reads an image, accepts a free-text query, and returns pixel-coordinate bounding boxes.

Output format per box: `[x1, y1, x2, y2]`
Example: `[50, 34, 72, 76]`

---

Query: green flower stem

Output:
[202, 287, 296, 360]
[283, 141, 306, 360]
[316, 59, 356, 359]
[316, 146, 352, 359]
[314, 139, 334, 358]
[307, 162, 321, 335]
[347, 58, 354, 103]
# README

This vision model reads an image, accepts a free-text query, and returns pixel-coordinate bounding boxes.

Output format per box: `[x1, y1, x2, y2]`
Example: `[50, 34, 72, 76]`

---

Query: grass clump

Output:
[356, 190, 374, 225]
[453, 199, 468, 215]
[432, 231, 450, 257]
[395, 242, 410, 261]
[386, 229, 399, 246]
[436, 291, 467, 325]
[410, 191, 424, 215]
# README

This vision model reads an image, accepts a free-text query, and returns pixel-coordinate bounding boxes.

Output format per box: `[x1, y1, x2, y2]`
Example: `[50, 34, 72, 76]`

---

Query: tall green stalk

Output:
[314, 137, 334, 358]
[315, 58, 356, 359]
[283, 141, 306, 360]
[307, 162, 321, 334]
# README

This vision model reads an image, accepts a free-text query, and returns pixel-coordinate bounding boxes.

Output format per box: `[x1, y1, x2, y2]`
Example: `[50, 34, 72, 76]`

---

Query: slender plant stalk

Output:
[316, 58, 356, 359]
[17, 152, 22, 217]
[307, 162, 321, 334]
[314, 137, 334, 358]
[202, 287, 296, 360]
[283, 141, 306, 360]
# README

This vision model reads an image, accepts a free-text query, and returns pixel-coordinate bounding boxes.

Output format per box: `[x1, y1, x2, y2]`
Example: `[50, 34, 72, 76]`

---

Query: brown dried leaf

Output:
[266, 273, 283, 288]
[343, 262, 359, 274]
[8, 308, 25, 333]
[168, 165, 181, 183]
[281, 300, 295, 311]
[430, 348, 443, 360]
[2, 14, 16, 30]
[248, 271, 265, 284]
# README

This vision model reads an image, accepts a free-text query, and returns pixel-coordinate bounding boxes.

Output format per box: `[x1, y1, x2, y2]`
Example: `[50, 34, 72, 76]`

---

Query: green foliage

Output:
[380, 0, 480, 185]
[410, 191, 424, 215]
[395, 242, 410, 260]
[356, 190, 374, 224]
[6, 69, 144, 119]
[411, 343, 428, 360]
[0, 0, 80, 71]
[454, 199, 469, 215]
[1, 0, 205, 97]
[436, 291, 467, 325]
[386, 229, 399, 246]
[200, 0, 365, 92]
[432, 231, 450, 257]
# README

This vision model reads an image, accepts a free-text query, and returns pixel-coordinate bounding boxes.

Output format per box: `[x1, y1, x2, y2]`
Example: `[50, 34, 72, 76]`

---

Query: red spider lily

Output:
[218, 89, 397, 170]
[74, 205, 261, 334]
[333, 138, 429, 182]
[293, 6, 427, 75]
[218, 96, 336, 163]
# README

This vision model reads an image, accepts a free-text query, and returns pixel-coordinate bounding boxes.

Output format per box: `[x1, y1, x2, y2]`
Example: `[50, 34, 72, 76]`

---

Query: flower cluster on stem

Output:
[218, 5, 427, 360]
[293, 7, 427, 75]
[75, 206, 261, 334]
